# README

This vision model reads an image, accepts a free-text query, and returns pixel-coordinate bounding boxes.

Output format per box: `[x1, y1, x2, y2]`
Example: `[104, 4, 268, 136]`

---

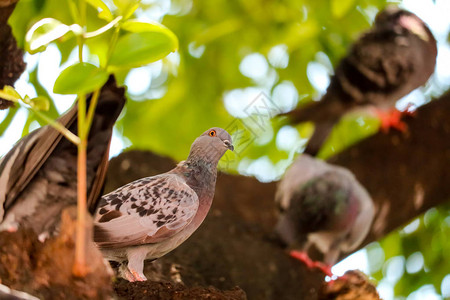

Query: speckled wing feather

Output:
[94, 174, 199, 249]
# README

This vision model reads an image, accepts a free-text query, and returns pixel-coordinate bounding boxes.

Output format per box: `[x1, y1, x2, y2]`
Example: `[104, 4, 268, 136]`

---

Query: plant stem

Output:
[72, 0, 90, 277]
[105, 25, 121, 67]
[85, 89, 100, 133]
[33, 109, 80, 145]
[73, 93, 88, 277]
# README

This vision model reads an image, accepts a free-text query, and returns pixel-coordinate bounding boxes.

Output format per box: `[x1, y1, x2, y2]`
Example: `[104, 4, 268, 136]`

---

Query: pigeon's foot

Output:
[130, 269, 147, 282]
[289, 250, 333, 277]
[0, 221, 19, 233]
[373, 107, 414, 133]
[120, 264, 147, 282]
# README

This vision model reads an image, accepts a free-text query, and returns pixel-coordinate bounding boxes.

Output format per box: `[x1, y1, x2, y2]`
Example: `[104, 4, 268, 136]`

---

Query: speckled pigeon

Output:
[93, 127, 234, 282]
[285, 7, 437, 156]
[275, 154, 374, 276]
[0, 77, 125, 238]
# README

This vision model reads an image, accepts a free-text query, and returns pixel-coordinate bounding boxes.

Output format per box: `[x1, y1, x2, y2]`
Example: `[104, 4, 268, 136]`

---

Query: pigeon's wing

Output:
[0, 106, 77, 221]
[337, 29, 417, 105]
[93, 174, 199, 249]
[275, 155, 329, 211]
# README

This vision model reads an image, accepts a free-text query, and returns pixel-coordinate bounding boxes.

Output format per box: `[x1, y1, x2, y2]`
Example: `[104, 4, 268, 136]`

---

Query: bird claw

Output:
[131, 270, 147, 282]
[120, 265, 147, 282]
[374, 107, 414, 133]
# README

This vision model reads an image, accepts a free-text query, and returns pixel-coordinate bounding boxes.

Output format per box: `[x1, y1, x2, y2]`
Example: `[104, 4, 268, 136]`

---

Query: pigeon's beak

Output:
[224, 140, 234, 151]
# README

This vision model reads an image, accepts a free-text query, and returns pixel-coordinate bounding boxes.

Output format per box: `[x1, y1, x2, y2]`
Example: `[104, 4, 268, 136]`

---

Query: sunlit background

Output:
[1, 0, 450, 299]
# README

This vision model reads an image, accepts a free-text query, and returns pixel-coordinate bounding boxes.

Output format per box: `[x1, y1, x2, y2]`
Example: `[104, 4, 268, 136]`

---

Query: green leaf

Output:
[121, 19, 175, 35]
[54, 63, 109, 94]
[122, 2, 139, 20]
[331, 0, 356, 19]
[0, 85, 22, 102]
[86, 0, 114, 21]
[114, 0, 139, 19]
[109, 21, 178, 68]
[29, 96, 50, 111]
[25, 18, 78, 54]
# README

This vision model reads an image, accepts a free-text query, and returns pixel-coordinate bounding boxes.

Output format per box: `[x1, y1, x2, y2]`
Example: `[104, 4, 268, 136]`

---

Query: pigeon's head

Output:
[187, 127, 234, 164]
[375, 6, 435, 43]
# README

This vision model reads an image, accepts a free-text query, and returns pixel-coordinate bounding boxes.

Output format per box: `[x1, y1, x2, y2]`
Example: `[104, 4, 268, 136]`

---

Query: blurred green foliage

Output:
[3, 0, 450, 298]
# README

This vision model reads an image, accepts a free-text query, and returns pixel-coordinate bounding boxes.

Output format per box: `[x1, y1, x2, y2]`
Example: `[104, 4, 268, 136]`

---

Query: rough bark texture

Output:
[0, 0, 25, 109]
[319, 270, 381, 300]
[0, 208, 113, 300]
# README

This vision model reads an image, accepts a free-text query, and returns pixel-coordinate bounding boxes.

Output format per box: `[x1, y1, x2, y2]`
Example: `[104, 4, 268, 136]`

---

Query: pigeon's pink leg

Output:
[311, 261, 333, 278]
[289, 250, 333, 277]
[126, 247, 148, 282]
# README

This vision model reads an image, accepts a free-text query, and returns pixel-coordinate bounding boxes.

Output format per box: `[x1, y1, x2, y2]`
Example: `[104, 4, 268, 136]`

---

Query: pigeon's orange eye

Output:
[208, 130, 216, 137]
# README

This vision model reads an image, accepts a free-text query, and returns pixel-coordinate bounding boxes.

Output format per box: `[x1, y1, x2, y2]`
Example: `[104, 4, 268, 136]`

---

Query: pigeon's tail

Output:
[282, 94, 344, 124]
[85, 76, 126, 213]
[284, 94, 346, 156]
[283, 100, 325, 124]
[303, 121, 335, 157]
[87, 76, 126, 136]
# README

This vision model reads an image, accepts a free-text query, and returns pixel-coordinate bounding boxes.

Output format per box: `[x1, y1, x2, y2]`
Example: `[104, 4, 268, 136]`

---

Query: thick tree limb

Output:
[0, 0, 25, 109]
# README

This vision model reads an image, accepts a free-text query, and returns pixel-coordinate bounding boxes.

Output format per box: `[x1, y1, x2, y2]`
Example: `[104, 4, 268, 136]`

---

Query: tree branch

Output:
[0, 0, 25, 109]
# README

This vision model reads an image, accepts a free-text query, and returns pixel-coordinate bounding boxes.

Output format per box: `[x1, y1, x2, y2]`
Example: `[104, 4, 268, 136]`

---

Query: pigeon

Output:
[93, 127, 234, 282]
[0, 77, 126, 237]
[275, 154, 374, 276]
[285, 7, 437, 156]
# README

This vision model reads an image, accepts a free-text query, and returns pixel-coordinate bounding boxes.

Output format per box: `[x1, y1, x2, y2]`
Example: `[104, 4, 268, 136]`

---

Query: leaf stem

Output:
[83, 16, 123, 39]
[85, 89, 100, 134]
[32, 109, 81, 145]
[105, 25, 121, 67]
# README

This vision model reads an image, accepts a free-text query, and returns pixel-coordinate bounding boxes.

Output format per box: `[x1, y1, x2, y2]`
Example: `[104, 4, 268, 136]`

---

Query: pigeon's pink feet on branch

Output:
[289, 250, 333, 277]
[374, 106, 415, 133]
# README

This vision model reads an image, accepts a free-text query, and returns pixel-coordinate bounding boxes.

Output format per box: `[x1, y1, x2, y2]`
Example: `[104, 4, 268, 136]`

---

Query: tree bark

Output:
[0, 0, 25, 109]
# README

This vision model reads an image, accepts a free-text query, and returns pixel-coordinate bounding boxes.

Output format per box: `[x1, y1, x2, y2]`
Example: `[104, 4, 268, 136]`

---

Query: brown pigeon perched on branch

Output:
[0, 76, 125, 237]
[93, 127, 234, 282]
[275, 154, 374, 276]
[285, 6, 437, 156]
